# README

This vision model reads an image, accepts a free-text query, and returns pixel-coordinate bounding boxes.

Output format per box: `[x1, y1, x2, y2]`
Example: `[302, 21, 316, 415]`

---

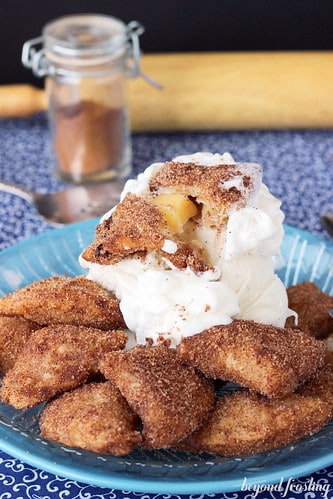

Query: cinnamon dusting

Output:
[54, 100, 124, 180]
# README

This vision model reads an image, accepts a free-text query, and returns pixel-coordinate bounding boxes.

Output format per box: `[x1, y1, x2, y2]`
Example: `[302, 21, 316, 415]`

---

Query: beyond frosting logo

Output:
[241, 476, 331, 498]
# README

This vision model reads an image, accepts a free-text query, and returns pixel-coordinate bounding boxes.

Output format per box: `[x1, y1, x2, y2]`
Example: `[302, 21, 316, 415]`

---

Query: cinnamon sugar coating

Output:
[0, 316, 41, 375]
[0, 325, 127, 409]
[100, 345, 215, 449]
[300, 359, 333, 410]
[176, 363, 333, 456]
[40, 381, 141, 455]
[286, 281, 333, 339]
[82, 193, 168, 265]
[177, 320, 326, 398]
[82, 193, 210, 272]
[81, 161, 262, 271]
[0, 276, 125, 330]
[149, 161, 262, 217]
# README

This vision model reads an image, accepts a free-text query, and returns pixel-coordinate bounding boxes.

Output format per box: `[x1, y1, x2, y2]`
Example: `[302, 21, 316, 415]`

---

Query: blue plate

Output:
[0, 221, 332, 495]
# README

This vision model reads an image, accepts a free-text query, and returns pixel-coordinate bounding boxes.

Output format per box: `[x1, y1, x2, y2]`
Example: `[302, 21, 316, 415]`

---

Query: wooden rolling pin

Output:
[1, 52, 333, 131]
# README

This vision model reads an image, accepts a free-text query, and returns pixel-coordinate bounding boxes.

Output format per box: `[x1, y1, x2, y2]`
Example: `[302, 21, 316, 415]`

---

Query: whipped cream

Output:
[84, 257, 240, 347]
[80, 152, 292, 347]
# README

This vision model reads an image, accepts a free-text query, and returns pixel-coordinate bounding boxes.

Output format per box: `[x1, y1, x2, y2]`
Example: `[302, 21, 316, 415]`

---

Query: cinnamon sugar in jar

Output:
[22, 14, 144, 183]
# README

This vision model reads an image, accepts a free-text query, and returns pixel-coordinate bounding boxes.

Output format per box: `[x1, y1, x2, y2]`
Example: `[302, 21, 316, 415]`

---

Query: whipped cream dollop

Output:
[80, 152, 292, 347]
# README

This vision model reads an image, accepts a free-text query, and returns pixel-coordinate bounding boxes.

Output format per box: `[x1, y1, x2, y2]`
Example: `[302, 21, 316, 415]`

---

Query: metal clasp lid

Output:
[22, 36, 46, 77]
[125, 21, 162, 89]
[22, 17, 162, 89]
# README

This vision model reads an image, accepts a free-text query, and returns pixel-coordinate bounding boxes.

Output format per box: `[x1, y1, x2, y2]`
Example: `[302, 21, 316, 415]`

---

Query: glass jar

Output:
[22, 14, 144, 183]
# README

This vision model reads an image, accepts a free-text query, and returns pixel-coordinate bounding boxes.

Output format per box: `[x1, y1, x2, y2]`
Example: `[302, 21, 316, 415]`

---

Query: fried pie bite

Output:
[177, 320, 326, 398]
[0, 325, 127, 409]
[100, 345, 215, 449]
[0, 276, 125, 330]
[177, 364, 333, 456]
[300, 358, 333, 410]
[81, 161, 262, 272]
[286, 281, 333, 338]
[0, 316, 41, 375]
[40, 381, 141, 455]
[81, 193, 209, 273]
[149, 160, 262, 226]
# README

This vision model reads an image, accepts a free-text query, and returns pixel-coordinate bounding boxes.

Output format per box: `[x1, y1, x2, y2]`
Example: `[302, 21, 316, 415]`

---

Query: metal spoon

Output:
[321, 212, 333, 239]
[0, 179, 126, 226]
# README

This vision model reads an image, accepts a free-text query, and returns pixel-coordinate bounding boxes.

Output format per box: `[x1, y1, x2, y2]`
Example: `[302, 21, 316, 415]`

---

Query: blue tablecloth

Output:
[0, 114, 332, 498]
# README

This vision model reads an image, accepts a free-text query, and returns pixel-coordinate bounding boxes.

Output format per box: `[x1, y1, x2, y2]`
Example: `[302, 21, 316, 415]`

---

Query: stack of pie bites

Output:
[0, 155, 332, 457]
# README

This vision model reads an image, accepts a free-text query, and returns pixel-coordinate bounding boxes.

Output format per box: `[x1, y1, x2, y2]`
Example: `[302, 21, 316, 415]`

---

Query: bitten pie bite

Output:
[80, 152, 290, 347]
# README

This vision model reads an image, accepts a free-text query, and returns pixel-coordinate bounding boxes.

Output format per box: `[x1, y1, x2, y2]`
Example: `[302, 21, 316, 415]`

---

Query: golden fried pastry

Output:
[100, 345, 215, 449]
[299, 359, 333, 411]
[149, 161, 262, 225]
[82, 193, 168, 264]
[326, 334, 333, 351]
[82, 193, 209, 272]
[324, 335, 333, 367]
[177, 320, 326, 398]
[40, 381, 141, 455]
[82, 161, 262, 269]
[0, 316, 40, 374]
[0, 325, 127, 409]
[0, 276, 125, 330]
[286, 281, 333, 338]
[177, 368, 332, 456]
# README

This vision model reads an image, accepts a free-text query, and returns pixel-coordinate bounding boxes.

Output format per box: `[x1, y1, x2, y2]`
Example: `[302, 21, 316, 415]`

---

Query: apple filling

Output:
[151, 193, 199, 233]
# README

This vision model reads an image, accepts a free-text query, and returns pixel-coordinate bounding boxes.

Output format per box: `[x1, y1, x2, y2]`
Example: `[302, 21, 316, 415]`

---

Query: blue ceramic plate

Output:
[0, 221, 332, 495]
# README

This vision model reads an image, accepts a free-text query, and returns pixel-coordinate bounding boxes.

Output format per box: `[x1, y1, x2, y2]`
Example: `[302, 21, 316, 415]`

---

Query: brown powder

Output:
[53, 100, 125, 180]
